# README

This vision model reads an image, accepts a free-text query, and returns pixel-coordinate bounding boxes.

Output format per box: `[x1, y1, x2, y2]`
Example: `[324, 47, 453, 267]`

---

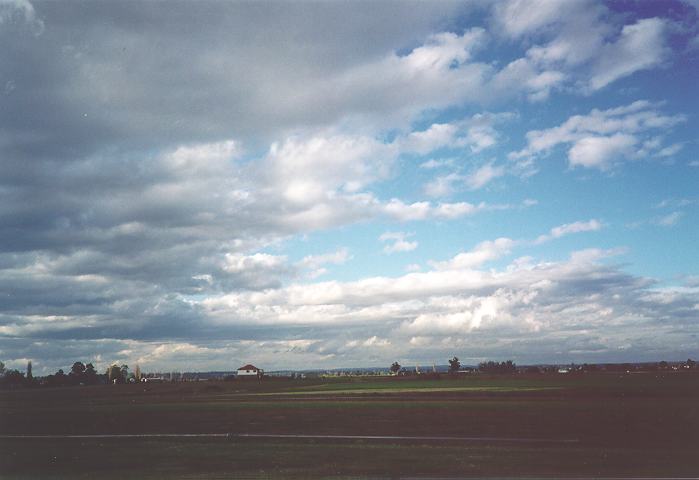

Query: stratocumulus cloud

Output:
[1, 0, 697, 374]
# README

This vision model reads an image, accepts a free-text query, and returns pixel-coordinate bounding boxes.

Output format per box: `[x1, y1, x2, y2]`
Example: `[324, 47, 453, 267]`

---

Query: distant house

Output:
[237, 364, 262, 378]
[142, 377, 165, 383]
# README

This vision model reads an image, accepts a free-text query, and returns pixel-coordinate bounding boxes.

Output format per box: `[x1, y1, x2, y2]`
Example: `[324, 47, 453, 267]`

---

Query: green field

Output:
[1, 372, 698, 478]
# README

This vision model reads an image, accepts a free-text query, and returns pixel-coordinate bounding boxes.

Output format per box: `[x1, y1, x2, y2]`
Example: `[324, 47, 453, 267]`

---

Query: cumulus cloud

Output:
[491, 57, 567, 102]
[383, 199, 479, 221]
[0, 2, 695, 372]
[534, 219, 604, 244]
[464, 163, 507, 189]
[511, 101, 686, 170]
[4, 233, 698, 371]
[588, 18, 668, 91]
[419, 158, 456, 170]
[493, 0, 570, 39]
[423, 173, 463, 198]
[402, 112, 515, 158]
[429, 238, 515, 271]
[492, 1, 669, 93]
[420, 113, 515, 196]
[264, 133, 396, 204]
[401, 123, 460, 156]
[298, 248, 351, 279]
[567, 134, 637, 170]
[190, 243, 698, 368]
[380, 232, 418, 254]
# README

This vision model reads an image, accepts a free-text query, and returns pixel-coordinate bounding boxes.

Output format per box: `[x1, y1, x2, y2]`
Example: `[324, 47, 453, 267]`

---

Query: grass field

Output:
[1, 372, 698, 478]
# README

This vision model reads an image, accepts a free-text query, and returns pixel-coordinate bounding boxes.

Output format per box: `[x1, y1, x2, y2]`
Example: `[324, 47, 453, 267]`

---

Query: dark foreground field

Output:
[1, 372, 698, 478]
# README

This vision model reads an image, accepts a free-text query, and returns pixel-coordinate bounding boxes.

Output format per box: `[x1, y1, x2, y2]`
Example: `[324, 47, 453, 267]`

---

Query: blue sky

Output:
[0, 0, 697, 374]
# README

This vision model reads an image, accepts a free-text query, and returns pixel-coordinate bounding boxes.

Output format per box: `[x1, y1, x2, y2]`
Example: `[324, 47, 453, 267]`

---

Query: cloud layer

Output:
[1, 0, 697, 373]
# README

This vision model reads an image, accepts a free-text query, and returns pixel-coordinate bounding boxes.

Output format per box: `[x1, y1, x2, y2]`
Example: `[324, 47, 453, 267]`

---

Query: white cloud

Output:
[403, 112, 514, 158]
[568, 134, 637, 170]
[654, 198, 697, 209]
[493, 0, 571, 39]
[464, 124, 498, 152]
[657, 143, 683, 157]
[429, 238, 515, 271]
[511, 101, 686, 170]
[568, 247, 627, 264]
[265, 133, 396, 205]
[11, 229, 695, 370]
[298, 248, 351, 279]
[464, 163, 506, 189]
[322, 29, 492, 124]
[362, 336, 390, 347]
[588, 18, 668, 91]
[493, 1, 669, 93]
[383, 199, 489, 221]
[164, 140, 240, 175]
[419, 158, 455, 170]
[493, 57, 567, 101]
[423, 173, 463, 198]
[401, 294, 519, 335]
[0, 0, 43, 34]
[2, 3, 697, 375]
[535, 219, 603, 244]
[655, 211, 683, 227]
[219, 253, 291, 288]
[222, 253, 287, 273]
[401, 123, 459, 155]
[192, 238, 699, 367]
[380, 232, 418, 254]
[433, 202, 488, 220]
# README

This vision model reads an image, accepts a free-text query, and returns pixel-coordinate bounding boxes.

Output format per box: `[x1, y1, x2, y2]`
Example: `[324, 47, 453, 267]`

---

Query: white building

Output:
[237, 364, 262, 378]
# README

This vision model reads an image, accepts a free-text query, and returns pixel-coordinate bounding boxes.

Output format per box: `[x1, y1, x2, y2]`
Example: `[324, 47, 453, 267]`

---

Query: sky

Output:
[1, 0, 698, 374]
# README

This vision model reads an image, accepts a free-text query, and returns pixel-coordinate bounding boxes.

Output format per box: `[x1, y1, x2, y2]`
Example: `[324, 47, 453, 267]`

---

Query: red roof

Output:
[238, 364, 258, 371]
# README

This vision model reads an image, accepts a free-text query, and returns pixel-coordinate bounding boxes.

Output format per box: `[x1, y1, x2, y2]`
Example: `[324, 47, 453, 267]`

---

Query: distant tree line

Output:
[478, 360, 516, 374]
[386, 357, 698, 377]
[0, 360, 140, 388]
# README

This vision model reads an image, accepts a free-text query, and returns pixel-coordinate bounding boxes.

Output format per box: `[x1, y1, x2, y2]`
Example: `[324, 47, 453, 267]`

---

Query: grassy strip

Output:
[249, 386, 563, 396]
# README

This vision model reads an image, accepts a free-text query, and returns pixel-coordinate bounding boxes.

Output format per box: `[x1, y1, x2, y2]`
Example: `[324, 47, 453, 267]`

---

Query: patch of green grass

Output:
[251, 385, 563, 396]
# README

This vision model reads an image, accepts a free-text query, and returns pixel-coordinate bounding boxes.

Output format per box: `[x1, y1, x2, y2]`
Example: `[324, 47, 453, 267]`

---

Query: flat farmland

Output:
[1, 372, 698, 478]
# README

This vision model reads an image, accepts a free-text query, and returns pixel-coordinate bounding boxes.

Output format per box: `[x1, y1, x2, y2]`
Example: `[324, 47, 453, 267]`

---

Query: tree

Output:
[26, 361, 33, 382]
[69, 361, 86, 385]
[71, 361, 86, 376]
[2, 369, 25, 386]
[107, 365, 125, 384]
[84, 363, 99, 385]
[478, 360, 517, 374]
[448, 356, 460, 373]
[45, 368, 68, 387]
[390, 362, 401, 375]
[0, 361, 5, 377]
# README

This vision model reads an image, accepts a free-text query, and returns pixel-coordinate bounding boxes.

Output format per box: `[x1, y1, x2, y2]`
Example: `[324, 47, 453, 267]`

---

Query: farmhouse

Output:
[237, 364, 262, 378]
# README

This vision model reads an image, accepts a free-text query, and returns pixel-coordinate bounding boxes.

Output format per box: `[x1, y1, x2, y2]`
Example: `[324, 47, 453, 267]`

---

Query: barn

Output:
[237, 364, 262, 378]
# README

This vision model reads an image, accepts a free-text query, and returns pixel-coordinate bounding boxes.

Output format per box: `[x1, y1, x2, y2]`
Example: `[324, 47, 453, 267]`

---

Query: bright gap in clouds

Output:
[0, 0, 698, 374]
